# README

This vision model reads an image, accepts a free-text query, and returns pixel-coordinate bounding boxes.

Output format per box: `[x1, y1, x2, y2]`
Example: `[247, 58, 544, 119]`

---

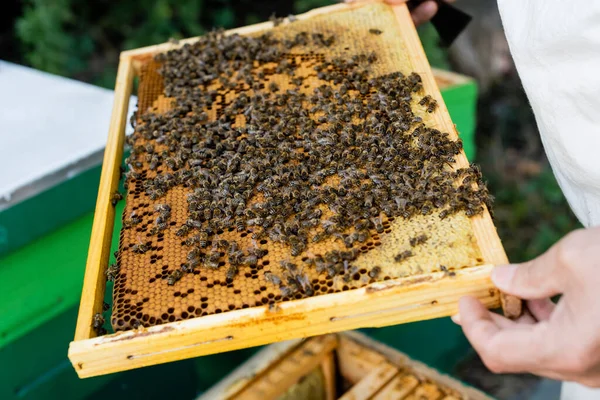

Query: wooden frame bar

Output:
[69, 1, 518, 378]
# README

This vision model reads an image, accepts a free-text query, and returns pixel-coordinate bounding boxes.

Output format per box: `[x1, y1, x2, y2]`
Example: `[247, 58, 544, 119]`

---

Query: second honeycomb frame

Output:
[68, 1, 520, 378]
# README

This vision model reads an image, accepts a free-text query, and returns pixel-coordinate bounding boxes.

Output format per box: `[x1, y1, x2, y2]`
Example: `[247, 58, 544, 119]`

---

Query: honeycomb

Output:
[111, 3, 485, 331]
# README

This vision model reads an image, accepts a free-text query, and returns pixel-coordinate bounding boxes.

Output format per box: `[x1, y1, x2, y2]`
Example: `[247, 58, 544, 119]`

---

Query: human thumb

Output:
[492, 247, 565, 299]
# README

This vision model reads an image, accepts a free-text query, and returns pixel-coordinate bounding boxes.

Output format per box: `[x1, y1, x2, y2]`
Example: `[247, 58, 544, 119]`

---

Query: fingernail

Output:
[451, 314, 461, 325]
[491, 264, 517, 289]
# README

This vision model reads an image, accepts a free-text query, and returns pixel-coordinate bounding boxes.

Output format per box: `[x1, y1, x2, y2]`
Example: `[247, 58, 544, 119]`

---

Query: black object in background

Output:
[408, 0, 472, 47]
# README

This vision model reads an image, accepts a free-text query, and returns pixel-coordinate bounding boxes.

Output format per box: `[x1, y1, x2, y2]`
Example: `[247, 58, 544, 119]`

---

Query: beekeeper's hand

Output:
[385, 0, 456, 26]
[453, 227, 600, 387]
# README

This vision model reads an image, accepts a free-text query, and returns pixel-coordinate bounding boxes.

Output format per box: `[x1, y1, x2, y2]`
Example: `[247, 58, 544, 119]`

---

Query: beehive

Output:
[69, 1, 520, 378]
[200, 331, 493, 399]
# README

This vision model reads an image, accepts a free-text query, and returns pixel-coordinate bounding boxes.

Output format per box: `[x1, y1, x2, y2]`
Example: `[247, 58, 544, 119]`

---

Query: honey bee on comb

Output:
[111, 191, 123, 206]
[167, 270, 183, 285]
[92, 313, 105, 334]
[394, 250, 413, 263]
[110, 12, 494, 332]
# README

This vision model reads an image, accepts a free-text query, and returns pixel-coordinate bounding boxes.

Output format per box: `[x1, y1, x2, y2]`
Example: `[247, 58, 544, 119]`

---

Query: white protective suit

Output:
[497, 1, 600, 398]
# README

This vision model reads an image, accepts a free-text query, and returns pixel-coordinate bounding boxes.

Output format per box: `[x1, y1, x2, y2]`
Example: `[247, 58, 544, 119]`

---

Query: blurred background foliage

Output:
[1, 0, 579, 262]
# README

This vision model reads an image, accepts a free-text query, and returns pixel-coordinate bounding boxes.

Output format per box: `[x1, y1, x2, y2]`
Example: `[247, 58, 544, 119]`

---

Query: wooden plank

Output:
[197, 339, 303, 400]
[372, 374, 420, 399]
[431, 68, 472, 90]
[232, 335, 338, 400]
[391, 4, 521, 318]
[341, 332, 493, 400]
[73, 55, 134, 341]
[320, 352, 336, 400]
[339, 362, 399, 400]
[337, 336, 388, 384]
[403, 382, 443, 400]
[69, 264, 499, 377]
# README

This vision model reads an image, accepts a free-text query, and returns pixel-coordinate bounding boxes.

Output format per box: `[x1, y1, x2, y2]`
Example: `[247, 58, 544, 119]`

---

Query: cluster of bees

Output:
[116, 20, 492, 303]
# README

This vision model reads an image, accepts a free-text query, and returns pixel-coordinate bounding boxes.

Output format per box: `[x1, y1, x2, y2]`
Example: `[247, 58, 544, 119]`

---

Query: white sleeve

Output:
[496, 0, 600, 228]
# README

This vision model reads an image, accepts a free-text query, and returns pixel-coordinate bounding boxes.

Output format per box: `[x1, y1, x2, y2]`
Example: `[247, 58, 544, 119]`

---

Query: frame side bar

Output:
[74, 56, 135, 341]
[392, 5, 522, 317]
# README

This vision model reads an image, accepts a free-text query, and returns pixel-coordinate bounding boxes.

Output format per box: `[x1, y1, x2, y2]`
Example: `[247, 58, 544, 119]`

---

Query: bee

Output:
[183, 234, 199, 246]
[243, 254, 258, 267]
[440, 265, 456, 277]
[187, 247, 201, 262]
[167, 269, 183, 285]
[294, 272, 314, 296]
[279, 285, 297, 298]
[198, 231, 209, 248]
[265, 272, 282, 286]
[235, 218, 245, 232]
[155, 204, 171, 213]
[343, 234, 356, 248]
[368, 266, 382, 279]
[228, 250, 244, 266]
[340, 248, 360, 260]
[92, 313, 105, 331]
[409, 234, 428, 247]
[269, 13, 284, 27]
[102, 302, 110, 312]
[312, 232, 327, 243]
[325, 251, 341, 264]
[176, 224, 191, 237]
[427, 100, 438, 113]
[252, 228, 267, 240]
[205, 259, 221, 269]
[111, 191, 123, 206]
[354, 219, 372, 231]
[226, 265, 239, 281]
[123, 212, 142, 228]
[150, 222, 168, 235]
[215, 239, 229, 249]
[248, 247, 268, 259]
[280, 260, 297, 272]
[394, 250, 413, 262]
[290, 241, 305, 257]
[356, 230, 370, 243]
[186, 218, 202, 229]
[149, 154, 160, 170]
[372, 216, 384, 234]
[419, 95, 432, 106]
[132, 241, 150, 254]
[106, 263, 119, 282]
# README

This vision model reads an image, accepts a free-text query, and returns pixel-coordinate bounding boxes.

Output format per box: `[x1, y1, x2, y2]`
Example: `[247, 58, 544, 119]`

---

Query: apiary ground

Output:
[111, 3, 484, 331]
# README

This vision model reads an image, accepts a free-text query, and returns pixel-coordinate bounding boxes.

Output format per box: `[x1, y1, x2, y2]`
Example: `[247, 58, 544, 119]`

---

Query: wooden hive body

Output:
[199, 331, 493, 400]
[68, 1, 520, 378]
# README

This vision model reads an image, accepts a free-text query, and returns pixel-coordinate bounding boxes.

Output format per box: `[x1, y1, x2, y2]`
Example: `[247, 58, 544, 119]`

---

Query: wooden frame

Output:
[69, 1, 519, 378]
[198, 331, 493, 399]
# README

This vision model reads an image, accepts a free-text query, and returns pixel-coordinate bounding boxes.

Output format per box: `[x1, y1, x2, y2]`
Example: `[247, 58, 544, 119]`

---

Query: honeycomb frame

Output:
[69, 1, 518, 379]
